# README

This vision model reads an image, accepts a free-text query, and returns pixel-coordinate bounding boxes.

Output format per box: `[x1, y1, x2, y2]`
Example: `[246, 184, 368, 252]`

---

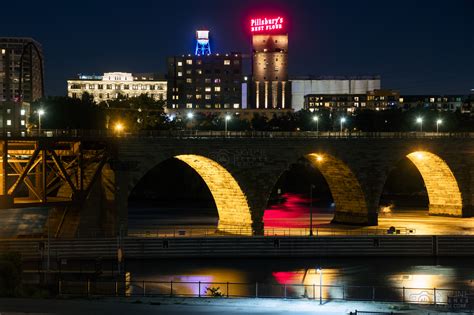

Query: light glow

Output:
[114, 122, 124, 132]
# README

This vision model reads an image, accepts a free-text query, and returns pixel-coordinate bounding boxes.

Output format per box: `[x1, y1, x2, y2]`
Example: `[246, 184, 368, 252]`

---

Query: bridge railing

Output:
[2, 129, 474, 139]
[125, 226, 415, 238]
[51, 278, 473, 308]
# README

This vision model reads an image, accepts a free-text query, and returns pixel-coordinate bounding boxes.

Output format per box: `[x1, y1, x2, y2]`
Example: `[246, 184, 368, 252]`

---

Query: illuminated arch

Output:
[406, 151, 462, 216]
[174, 155, 253, 234]
[306, 153, 370, 225]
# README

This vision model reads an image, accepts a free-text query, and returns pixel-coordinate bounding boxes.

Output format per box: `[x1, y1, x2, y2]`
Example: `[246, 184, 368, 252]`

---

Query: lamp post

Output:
[187, 112, 194, 134]
[416, 117, 423, 132]
[224, 114, 231, 137]
[313, 116, 319, 133]
[38, 109, 45, 135]
[340, 117, 346, 133]
[317, 267, 323, 305]
[436, 119, 442, 134]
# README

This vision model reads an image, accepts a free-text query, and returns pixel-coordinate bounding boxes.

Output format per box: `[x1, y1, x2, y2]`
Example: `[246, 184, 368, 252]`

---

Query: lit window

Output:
[1, 49, 5, 55]
[205, 95, 211, 100]
[224, 60, 231, 65]
[430, 97, 435, 103]
[141, 85, 147, 90]
[399, 98, 404, 103]
[177, 61, 183, 66]
[214, 87, 221, 92]
[205, 87, 211, 92]
[186, 59, 193, 65]
[197, 60, 202, 65]
[233, 103, 240, 108]
[196, 94, 202, 99]
[205, 78, 211, 83]
[196, 69, 202, 75]
[20, 109, 26, 115]
[21, 120, 25, 126]
[186, 78, 192, 83]
[6, 120, 11, 126]
[186, 103, 193, 108]
[178, 72, 183, 77]
[6, 109, 11, 114]
[186, 69, 192, 74]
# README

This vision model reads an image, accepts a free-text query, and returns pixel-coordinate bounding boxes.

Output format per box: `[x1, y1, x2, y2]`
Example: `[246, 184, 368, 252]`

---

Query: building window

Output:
[20, 109, 26, 116]
[141, 85, 147, 90]
[186, 69, 192, 74]
[6, 120, 11, 126]
[186, 78, 192, 83]
[186, 103, 193, 109]
[124, 84, 130, 90]
[233, 103, 239, 108]
[186, 59, 193, 65]
[196, 60, 202, 65]
[205, 95, 211, 100]
[224, 60, 231, 65]
[21, 120, 25, 126]
[214, 87, 221, 92]
[196, 94, 202, 99]
[106, 84, 112, 90]
[196, 69, 202, 75]
[88, 84, 95, 90]
[205, 87, 211, 92]
[214, 79, 221, 84]
[6, 109, 11, 114]
[177, 61, 183, 66]
[205, 78, 211, 84]
[178, 72, 183, 77]
[187, 94, 193, 99]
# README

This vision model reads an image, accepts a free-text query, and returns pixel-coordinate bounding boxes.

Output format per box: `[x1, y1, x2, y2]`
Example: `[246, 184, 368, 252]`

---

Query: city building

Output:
[67, 72, 167, 103]
[0, 37, 43, 133]
[399, 95, 464, 111]
[250, 16, 291, 109]
[292, 76, 381, 111]
[167, 53, 244, 110]
[304, 89, 399, 113]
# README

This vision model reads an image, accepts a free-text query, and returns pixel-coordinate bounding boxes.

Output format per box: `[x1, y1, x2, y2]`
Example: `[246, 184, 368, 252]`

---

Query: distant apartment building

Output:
[305, 89, 399, 112]
[0, 37, 43, 133]
[398, 95, 464, 111]
[167, 53, 244, 110]
[67, 72, 167, 103]
[291, 76, 381, 111]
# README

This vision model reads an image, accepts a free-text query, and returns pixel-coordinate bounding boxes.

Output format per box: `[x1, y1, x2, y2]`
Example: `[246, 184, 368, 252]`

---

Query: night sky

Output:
[2, 0, 473, 96]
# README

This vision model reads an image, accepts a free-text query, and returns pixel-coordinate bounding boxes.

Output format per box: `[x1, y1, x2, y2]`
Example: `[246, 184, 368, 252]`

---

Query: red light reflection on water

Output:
[263, 193, 313, 228]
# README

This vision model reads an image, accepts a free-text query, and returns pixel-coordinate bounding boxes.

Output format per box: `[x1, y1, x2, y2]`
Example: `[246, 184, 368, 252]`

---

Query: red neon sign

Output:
[250, 16, 284, 33]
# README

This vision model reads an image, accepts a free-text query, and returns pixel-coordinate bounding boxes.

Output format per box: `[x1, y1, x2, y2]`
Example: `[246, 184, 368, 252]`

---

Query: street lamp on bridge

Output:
[312, 115, 319, 132]
[340, 117, 346, 133]
[436, 119, 443, 134]
[416, 117, 423, 132]
[224, 114, 231, 136]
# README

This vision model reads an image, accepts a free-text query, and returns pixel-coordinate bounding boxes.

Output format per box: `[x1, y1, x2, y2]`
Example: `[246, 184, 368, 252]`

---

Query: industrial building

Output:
[292, 76, 381, 111]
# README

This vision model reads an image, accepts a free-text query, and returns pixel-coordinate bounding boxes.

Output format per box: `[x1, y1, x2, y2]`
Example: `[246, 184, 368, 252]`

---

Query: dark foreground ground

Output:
[0, 297, 471, 315]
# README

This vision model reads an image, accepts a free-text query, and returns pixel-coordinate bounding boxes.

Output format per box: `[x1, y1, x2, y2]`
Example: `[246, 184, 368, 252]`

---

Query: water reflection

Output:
[125, 257, 474, 299]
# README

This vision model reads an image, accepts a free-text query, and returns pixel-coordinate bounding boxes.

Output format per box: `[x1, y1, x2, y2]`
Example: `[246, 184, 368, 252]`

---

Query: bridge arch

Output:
[130, 154, 253, 234]
[405, 151, 463, 216]
[305, 153, 369, 224]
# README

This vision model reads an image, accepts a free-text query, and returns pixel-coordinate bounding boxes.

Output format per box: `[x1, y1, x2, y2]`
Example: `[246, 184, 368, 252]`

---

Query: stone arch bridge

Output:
[1, 135, 473, 237]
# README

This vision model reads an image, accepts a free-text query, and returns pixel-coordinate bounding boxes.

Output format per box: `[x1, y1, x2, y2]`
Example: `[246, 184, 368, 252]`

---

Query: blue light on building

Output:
[195, 30, 211, 55]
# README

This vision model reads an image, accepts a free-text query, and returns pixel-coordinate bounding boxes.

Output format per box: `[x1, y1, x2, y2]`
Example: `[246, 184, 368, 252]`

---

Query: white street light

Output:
[340, 117, 346, 133]
[224, 114, 231, 136]
[317, 267, 323, 305]
[187, 112, 194, 133]
[436, 119, 442, 134]
[313, 116, 319, 132]
[416, 117, 423, 132]
[38, 109, 45, 135]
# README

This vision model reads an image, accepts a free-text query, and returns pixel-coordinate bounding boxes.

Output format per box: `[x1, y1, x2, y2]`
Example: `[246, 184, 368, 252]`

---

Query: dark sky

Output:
[2, 0, 473, 96]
